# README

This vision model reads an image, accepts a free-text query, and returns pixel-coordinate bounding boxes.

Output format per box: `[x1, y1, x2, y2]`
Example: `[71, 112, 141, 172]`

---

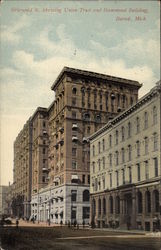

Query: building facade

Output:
[31, 67, 141, 224]
[0, 186, 9, 217]
[89, 82, 161, 231]
[13, 119, 32, 218]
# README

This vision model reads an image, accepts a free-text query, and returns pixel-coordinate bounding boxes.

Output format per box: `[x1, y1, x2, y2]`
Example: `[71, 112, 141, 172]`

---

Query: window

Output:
[136, 117, 140, 134]
[115, 196, 120, 214]
[83, 207, 90, 219]
[88, 175, 90, 184]
[72, 161, 77, 170]
[110, 173, 112, 188]
[115, 130, 118, 145]
[121, 126, 125, 141]
[83, 190, 89, 202]
[115, 151, 119, 166]
[129, 167, 132, 183]
[128, 122, 131, 138]
[144, 112, 148, 129]
[98, 159, 101, 171]
[72, 98, 76, 106]
[102, 157, 105, 169]
[121, 148, 125, 163]
[145, 191, 151, 213]
[116, 171, 119, 186]
[102, 177, 105, 189]
[98, 141, 101, 153]
[92, 162, 95, 173]
[103, 198, 106, 214]
[98, 199, 101, 215]
[153, 106, 157, 124]
[43, 121, 46, 127]
[144, 137, 148, 154]
[145, 161, 149, 180]
[42, 176, 46, 183]
[95, 178, 98, 192]
[43, 148, 46, 154]
[82, 175, 85, 184]
[92, 145, 95, 156]
[72, 148, 77, 157]
[136, 141, 140, 157]
[154, 158, 158, 177]
[109, 196, 113, 213]
[137, 163, 141, 181]
[128, 145, 132, 161]
[71, 206, 77, 220]
[137, 192, 142, 213]
[109, 135, 112, 147]
[71, 190, 77, 202]
[122, 169, 125, 184]
[72, 87, 77, 95]
[102, 139, 105, 151]
[72, 111, 76, 119]
[153, 133, 158, 151]
[109, 154, 112, 167]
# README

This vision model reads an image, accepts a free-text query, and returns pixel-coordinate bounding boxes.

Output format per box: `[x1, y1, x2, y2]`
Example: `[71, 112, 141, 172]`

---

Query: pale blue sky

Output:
[0, 0, 160, 185]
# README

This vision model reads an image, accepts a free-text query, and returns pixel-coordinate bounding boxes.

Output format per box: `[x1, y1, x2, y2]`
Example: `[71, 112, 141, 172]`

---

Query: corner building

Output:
[31, 67, 141, 224]
[89, 82, 161, 231]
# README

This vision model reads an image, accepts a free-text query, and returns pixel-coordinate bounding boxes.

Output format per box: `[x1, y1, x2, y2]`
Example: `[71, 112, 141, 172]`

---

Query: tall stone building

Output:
[13, 119, 32, 218]
[31, 67, 141, 224]
[89, 82, 161, 231]
[31, 107, 49, 194]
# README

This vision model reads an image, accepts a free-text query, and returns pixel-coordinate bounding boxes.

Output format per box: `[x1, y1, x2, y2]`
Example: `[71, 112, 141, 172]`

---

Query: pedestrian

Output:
[82, 220, 85, 228]
[16, 219, 19, 229]
[77, 223, 79, 230]
[60, 220, 63, 227]
[68, 220, 71, 228]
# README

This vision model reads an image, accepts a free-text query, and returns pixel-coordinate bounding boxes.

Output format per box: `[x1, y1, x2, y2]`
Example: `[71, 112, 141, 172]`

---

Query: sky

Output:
[0, 0, 160, 186]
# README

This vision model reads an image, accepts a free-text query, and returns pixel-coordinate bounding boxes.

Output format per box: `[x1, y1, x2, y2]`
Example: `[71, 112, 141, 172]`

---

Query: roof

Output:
[51, 66, 142, 91]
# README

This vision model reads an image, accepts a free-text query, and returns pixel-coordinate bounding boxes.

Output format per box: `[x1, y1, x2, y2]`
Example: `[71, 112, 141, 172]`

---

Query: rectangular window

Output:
[137, 163, 141, 181]
[122, 169, 125, 185]
[88, 175, 90, 184]
[95, 178, 98, 191]
[110, 173, 112, 188]
[145, 137, 148, 154]
[83, 207, 90, 219]
[109, 154, 112, 167]
[72, 161, 77, 170]
[102, 157, 105, 169]
[154, 158, 158, 177]
[102, 177, 105, 189]
[145, 161, 149, 180]
[154, 133, 158, 151]
[72, 111, 76, 119]
[82, 175, 85, 184]
[71, 190, 77, 202]
[92, 162, 95, 173]
[116, 171, 119, 186]
[43, 148, 46, 154]
[72, 148, 77, 156]
[71, 206, 77, 220]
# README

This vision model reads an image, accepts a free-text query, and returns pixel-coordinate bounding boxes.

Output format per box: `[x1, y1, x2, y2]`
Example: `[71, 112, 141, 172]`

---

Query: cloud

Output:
[1, 15, 31, 44]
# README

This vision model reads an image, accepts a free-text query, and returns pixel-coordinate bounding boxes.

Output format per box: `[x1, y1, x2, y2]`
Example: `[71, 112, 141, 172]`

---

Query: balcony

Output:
[72, 124, 78, 130]
[72, 136, 78, 142]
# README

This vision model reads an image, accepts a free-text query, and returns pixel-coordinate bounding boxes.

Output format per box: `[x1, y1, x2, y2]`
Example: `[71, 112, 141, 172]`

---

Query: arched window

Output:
[83, 190, 90, 202]
[136, 141, 140, 157]
[153, 106, 157, 124]
[103, 198, 106, 214]
[109, 135, 112, 147]
[109, 196, 113, 214]
[115, 151, 119, 166]
[137, 191, 142, 213]
[121, 126, 125, 141]
[115, 130, 119, 145]
[153, 133, 158, 151]
[121, 148, 125, 163]
[98, 198, 101, 215]
[98, 141, 101, 153]
[136, 117, 140, 134]
[72, 87, 77, 95]
[128, 122, 131, 138]
[102, 139, 105, 151]
[153, 190, 159, 212]
[145, 191, 151, 213]
[115, 196, 120, 214]
[92, 145, 95, 156]
[128, 145, 132, 161]
[144, 137, 148, 154]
